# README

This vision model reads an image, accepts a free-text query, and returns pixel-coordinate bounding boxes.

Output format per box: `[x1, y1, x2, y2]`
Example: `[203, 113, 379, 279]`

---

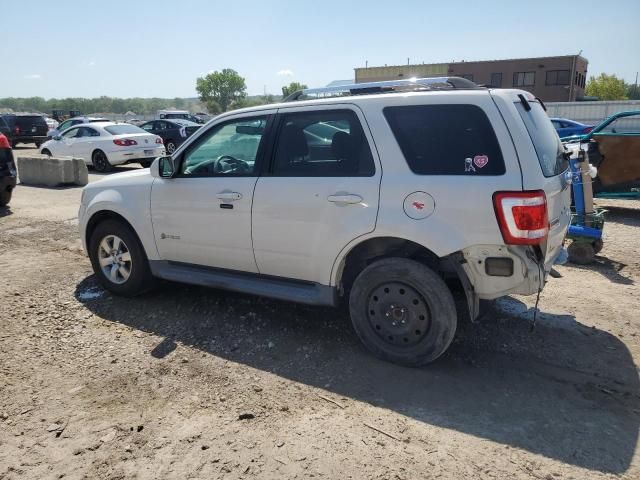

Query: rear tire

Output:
[166, 141, 177, 154]
[139, 160, 152, 168]
[349, 257, 457, 367]
[88, 219, 153, 296]
[92, 150, 112, 173]
[41, 149, 51, 156]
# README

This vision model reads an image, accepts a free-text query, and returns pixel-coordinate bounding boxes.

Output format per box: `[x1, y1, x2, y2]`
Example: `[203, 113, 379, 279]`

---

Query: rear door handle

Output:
[327, 194, 363, 204]
[216, 191, 243, 201]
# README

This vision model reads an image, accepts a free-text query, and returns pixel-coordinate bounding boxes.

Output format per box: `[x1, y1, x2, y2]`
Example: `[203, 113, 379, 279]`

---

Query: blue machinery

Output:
[566, 151, 606, 264]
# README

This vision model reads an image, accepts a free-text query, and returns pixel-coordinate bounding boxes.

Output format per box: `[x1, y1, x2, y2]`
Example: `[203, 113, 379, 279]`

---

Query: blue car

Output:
[550, 117, 594, 139]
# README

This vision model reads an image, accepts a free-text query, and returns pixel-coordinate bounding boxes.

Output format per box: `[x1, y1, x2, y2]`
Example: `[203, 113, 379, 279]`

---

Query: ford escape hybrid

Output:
[78, 77, 571, 366]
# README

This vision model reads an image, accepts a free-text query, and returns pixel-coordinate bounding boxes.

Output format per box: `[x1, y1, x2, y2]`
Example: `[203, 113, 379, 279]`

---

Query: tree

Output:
[626, 81, 640, 100]
[585, 73, 627, 100]
[281, 82, 308, 99]
[196, 69, 247, 112]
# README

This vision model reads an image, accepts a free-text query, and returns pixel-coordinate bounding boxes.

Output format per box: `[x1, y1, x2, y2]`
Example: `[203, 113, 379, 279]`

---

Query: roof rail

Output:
[283, 76, 481, 102]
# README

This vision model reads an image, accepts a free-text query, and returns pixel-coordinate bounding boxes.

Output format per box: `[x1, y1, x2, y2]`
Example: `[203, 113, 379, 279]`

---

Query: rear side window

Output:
[384, 105, 505, 175]
[516, 101, 567, 177]
[272, 109, 375, 177]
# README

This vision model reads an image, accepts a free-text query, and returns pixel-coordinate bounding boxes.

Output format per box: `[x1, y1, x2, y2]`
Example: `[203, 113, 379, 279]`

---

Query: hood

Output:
[87, 167, 153, 190]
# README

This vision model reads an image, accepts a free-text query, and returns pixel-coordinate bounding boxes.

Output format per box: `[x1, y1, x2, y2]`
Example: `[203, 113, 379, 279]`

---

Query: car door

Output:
[150, 111, 275, 272]
[251, 105, 381, 285]
[52, 127, 81, 155]
[71, 126, 100, 160]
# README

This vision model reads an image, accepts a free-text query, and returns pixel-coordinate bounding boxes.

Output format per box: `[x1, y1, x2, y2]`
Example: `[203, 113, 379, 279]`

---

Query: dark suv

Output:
[0, 113, 49, 148]
[0, 133, 17, 207]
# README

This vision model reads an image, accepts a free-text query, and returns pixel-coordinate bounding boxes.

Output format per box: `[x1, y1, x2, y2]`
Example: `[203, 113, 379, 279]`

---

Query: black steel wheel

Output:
[92, 150, 112, 173]
[349, 257, 457, 367]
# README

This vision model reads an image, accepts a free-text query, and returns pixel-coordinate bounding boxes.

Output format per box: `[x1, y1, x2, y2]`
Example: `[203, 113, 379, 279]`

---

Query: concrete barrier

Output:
[16, 155, 88, 187]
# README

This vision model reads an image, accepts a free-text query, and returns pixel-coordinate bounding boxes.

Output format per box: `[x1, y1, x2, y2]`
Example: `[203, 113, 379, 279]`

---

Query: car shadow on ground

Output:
[75, 277, 639, 475]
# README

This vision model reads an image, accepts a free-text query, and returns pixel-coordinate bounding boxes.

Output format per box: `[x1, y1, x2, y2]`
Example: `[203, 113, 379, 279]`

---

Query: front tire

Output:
[41, 149, 51, 156]
[88, 219, 153, 296]
[92, 150, 112, 173]
[349, 258, 457, 367]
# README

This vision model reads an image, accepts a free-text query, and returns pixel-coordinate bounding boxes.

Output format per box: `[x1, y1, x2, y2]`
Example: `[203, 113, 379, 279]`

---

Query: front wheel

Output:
[41, 149, 51, 156]
[92, 150, 112, 173]
[165, 141, 177, 154]
[88, 219, 153, 296]
[349, 258, 457, 367]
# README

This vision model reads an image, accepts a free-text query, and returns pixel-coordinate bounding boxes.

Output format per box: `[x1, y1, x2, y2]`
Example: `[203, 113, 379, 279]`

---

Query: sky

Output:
[1, 0, 638, 99]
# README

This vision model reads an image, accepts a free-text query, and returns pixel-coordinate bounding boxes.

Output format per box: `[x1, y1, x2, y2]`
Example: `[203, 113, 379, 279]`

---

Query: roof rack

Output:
[283, 76, 481, 102]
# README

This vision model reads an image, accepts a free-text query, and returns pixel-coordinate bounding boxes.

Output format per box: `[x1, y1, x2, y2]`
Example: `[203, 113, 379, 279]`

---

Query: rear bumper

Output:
[461, 244, 548, 300]
[12, 136, 48, 144]
[107, 147, 165, 165]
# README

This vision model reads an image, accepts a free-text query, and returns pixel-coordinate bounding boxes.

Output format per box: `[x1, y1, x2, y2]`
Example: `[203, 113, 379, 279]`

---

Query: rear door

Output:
[251, 105, 380, 285]
[496, 91, 571, 268]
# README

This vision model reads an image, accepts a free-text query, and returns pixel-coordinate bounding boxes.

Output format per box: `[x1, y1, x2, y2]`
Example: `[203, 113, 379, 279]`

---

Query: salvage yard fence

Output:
[545, 100, 640, 126]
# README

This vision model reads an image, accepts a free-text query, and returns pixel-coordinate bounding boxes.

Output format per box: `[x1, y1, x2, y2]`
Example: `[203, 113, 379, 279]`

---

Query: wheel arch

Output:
[333, 236, 478, 320]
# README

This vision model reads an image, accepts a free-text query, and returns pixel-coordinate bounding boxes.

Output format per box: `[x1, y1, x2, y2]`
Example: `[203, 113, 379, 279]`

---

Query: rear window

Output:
[516, 101, 567, 177]
[15, 115, 47, 127]
[104, 124, 145, 135]
[383, 105, 505, 175]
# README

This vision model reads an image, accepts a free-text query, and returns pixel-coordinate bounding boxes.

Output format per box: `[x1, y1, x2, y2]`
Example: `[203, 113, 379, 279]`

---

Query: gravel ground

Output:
[1, 149, 639, 479]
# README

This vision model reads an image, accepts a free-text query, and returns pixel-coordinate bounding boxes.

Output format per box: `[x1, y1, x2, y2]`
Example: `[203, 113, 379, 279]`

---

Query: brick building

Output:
[355, 55, 588, 102]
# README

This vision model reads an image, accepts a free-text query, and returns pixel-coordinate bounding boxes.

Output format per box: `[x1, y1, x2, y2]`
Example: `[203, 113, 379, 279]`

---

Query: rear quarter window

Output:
[383, 104, 505, 175]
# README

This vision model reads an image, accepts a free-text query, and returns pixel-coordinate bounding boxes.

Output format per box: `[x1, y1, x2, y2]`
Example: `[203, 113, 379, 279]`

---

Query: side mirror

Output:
[53, 135, 62, 141]
[150, 156, 175, 178]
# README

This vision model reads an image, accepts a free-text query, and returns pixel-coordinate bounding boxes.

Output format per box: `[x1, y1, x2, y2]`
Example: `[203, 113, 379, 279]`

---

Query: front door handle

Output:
[216, 191, 243, 201]
[327, 193, 363, 204]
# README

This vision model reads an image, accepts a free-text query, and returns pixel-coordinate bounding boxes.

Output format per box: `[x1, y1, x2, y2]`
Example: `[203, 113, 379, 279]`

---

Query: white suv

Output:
[79, 77, 571, 366]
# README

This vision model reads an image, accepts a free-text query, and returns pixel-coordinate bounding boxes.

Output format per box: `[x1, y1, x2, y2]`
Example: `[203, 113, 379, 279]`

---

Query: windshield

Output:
[104, 124, 146, 135]
[516, 100, 567, 177]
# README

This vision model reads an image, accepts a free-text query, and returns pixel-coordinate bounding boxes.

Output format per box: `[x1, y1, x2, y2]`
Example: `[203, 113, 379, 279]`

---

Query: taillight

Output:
[113, 138, 138, 146]
[0, 135, 10, 149]
[155, 137, 163, 144]
[583, 127, 593, 134]
[14, 126, 20, 134]
[493, 191, 548, 245]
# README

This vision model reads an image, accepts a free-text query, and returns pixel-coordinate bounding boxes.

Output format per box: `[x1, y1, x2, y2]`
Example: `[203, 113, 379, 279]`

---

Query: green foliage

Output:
[0, 96, 205, 116]
[281, 82, 308, 98]
[196, 69, 247, 112]
[626, 82, 640, 100]
[585, 74, 628, 100]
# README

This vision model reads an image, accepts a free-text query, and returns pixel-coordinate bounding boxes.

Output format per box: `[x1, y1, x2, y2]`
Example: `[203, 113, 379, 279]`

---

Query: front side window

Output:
[271, 110, 374, 177]
[384, 104, 505, 176]
[513, 71, 535, 87]
[180, 117, 267, 176]
[78, 127, 100, 137]
[61, 127, 81, 139]
[58, 120, 73, 132]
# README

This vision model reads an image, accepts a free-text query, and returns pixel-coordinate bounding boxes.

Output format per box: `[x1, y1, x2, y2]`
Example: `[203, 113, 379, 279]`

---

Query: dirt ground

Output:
[1, 145, 639, 479]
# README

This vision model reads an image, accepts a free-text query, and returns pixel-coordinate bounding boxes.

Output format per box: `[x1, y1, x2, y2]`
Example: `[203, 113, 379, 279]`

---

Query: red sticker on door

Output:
[473, 155, 488, 169]
[412, 201, 425, 210]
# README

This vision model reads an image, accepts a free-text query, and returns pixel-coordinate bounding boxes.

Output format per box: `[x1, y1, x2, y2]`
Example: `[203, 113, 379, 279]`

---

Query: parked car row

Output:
[0, 113, 49, 148]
